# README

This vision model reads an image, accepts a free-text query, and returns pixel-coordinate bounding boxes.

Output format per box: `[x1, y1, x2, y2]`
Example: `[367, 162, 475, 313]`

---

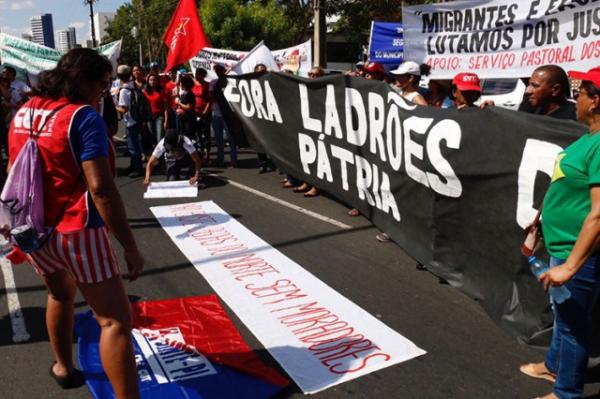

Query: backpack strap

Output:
[28, 102, 70, 139]
[25, 101, 82, 246]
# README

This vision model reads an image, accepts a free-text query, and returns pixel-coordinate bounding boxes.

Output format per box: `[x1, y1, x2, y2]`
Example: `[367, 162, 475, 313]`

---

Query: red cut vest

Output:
[9, 97, 92, 233]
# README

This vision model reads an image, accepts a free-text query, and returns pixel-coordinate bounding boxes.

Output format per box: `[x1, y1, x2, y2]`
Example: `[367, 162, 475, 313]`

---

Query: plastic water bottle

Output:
[0, 236, 13, 258]
[528, 256, 571, 304]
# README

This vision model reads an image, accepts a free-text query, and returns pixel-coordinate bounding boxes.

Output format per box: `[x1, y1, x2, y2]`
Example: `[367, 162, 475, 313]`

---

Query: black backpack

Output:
[125, 86, 152, 123]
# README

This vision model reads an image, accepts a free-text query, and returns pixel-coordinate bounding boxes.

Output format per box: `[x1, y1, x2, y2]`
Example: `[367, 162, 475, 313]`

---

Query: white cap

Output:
[390, 61, 420, 76]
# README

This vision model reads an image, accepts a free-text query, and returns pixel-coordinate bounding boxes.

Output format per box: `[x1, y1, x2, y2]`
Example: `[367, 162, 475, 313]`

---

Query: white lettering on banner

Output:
[402, 1, 600, 79]
[516, 139, 563, 229]
[345, 88, 368, 146]
[151, 201, 426, 394]
[225, 78, 283, 123]
[132, 327, 217, 384]
[299, 83, 322, 132]
[297, 84, 463, 199]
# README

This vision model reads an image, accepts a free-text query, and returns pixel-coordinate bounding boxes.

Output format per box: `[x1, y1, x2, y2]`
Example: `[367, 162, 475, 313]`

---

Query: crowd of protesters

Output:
[1, 43, 599, 399]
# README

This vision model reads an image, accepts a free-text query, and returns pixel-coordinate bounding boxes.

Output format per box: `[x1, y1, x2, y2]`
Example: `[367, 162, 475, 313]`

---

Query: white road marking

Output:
[210, 175, 352, 229]
[1, 257, 30, 343]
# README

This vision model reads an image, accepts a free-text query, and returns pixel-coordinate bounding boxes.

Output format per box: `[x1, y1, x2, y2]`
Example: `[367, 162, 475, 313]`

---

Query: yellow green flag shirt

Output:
[542, 132, 600, 260]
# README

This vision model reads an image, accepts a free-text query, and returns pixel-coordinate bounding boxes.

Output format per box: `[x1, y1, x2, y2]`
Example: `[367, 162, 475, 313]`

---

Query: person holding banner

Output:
[293, 66, 325, 197]
[210, 63, 237, 167]
[451, 73, 482, 109]
[522, 65, 576, 120]
[389, 61, 429, 106]
[363, 62, 386, 81]
[482, 65, 576, 121]
[521, 67, 600, 399]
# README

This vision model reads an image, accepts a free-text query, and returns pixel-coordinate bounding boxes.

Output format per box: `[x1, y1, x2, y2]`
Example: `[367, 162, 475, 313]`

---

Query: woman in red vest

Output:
[8, 48, 143, 398]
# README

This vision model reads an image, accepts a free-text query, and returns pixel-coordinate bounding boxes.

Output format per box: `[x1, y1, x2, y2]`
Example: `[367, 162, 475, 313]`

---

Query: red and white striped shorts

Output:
[26, 227, 120, 284]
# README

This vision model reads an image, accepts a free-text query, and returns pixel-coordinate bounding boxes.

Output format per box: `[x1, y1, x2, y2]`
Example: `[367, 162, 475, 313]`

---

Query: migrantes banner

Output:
[368, 21, 404, 65]
[0, 33, 121, 84]
[151, 201, 426, 393]
[219, 72, 588, 346]
[190, 39, 312, 79]
[402, 0, 600, 79]
[75, 295, 288, 398]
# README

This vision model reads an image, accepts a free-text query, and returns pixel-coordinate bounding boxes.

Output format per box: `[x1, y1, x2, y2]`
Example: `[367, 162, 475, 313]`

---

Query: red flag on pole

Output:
[163, 0, 210, 72]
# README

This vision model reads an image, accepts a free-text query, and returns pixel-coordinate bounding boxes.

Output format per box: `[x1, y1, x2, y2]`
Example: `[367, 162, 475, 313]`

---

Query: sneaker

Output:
[375, 233, 391, 243]
[258, 166, 267, 174]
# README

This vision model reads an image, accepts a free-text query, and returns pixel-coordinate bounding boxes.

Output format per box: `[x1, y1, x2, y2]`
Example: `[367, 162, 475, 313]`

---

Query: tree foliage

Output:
[103, 0, 440, 67]
[104, 0, 178, 66]
[200, 0, 293, 50]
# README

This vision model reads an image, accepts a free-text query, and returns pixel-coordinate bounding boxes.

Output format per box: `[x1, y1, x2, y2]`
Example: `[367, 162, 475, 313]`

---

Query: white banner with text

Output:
[150, 200, 425, 394]
[402, 0, 600, 79]
[190, 40, 312, 79]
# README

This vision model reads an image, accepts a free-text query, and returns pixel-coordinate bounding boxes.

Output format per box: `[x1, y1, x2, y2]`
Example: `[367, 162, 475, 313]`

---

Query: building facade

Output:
[93, 12, 116, 44]
[56, 27, 77, 53]
[30, 13, 55, 48]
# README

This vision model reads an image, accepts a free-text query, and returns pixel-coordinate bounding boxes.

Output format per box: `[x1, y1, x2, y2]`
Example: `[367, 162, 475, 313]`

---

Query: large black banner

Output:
[221, 72, 587, 344]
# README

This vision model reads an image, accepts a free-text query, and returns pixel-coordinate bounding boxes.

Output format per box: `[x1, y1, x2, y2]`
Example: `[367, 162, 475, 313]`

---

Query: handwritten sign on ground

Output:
[150, 200, 426, 393]
[144, 181, 198, 199]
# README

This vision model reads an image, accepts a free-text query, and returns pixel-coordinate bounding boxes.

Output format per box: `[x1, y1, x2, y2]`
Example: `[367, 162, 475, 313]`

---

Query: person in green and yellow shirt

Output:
[521, 67, 600, 399]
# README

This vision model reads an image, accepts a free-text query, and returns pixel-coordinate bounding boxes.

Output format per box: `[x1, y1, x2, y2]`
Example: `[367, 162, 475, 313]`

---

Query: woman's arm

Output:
[82, 157, 144, 281]
[176, 98, 193, 111]
[189, 151, 202, 185]
[540, 186, 600, 289]
[413, 94, 428, 106]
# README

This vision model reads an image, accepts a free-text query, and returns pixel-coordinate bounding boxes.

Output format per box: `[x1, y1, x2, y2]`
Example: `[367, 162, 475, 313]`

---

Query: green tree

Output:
[327, 0, 440, 58]
[104, 0, 178, 66]
[200, 0, 293, 50]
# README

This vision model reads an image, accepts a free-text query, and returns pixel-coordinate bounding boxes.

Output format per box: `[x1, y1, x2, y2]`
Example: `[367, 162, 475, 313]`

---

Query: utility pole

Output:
[84, 0, 98, 47]
[313, 0, 326, 68]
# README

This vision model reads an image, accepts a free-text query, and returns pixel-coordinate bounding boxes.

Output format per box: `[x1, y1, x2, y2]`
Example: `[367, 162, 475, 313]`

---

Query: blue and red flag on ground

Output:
[75, 295, 289, 399]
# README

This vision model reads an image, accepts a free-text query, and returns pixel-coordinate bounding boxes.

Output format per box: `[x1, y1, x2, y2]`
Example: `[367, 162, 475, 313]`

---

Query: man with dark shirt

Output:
[482, 65, 576, 120]
[519, 65, 576, 120]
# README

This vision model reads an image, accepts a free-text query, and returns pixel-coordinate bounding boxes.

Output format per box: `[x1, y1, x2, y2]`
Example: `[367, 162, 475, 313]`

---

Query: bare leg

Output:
[43, 270, 77, 377]
[78, 276, 139, 399]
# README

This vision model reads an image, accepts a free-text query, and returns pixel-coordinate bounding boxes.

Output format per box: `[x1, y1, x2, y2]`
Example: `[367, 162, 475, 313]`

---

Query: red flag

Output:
[163, 0, 210, 72]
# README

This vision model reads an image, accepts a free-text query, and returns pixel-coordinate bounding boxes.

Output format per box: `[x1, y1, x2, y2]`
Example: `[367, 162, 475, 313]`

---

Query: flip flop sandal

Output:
[519, 363, 556, 383]
[304, 191, 319, 197]
[348, 208, 360, 217]
[49, 363, 85, 389]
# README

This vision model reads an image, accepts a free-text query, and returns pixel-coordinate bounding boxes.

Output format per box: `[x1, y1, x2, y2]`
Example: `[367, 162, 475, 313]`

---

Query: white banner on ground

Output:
[143, 181, 198, 199]
[150, 201, 426, 394]
[191, 39, 312, 79]
[232, 41, 279, 75]
[403, 0, 600, 79]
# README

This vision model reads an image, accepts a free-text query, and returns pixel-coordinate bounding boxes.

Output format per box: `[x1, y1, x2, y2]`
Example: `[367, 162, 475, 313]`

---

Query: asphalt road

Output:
[0, 143, 598, 399]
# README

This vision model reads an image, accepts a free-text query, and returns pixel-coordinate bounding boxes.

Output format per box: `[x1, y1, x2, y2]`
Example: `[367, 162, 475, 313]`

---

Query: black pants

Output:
[166, 155, 193, 181]
[196, 117, 211, 156]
